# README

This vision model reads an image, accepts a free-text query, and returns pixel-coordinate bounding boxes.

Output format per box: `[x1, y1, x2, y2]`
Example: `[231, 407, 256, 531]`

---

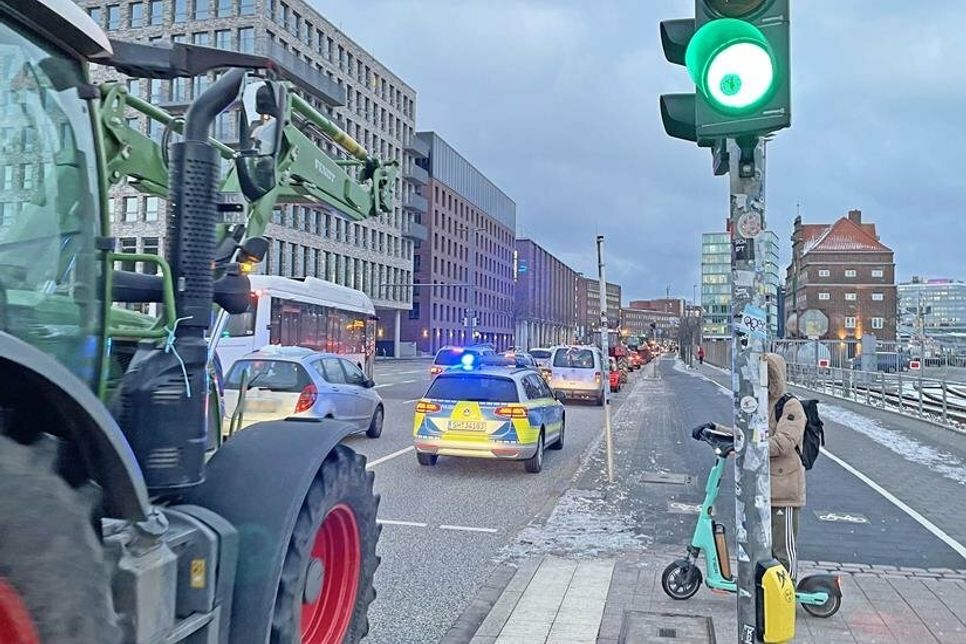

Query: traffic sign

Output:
[909, 360, 921, 370]
[800, 309, 829, 338]
[817, 358, 830, 368]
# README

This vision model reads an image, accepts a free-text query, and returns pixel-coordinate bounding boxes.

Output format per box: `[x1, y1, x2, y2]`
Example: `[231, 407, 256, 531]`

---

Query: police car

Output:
[412, 354, 565, 473]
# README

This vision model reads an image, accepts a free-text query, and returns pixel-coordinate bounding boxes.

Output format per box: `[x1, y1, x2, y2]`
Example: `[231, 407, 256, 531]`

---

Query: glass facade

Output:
[898, 279, 966, 340]
[701, 230, 781, 339]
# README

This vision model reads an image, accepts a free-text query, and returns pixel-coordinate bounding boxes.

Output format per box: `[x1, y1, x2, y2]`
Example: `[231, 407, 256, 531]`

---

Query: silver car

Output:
[221, 346, 384, 438]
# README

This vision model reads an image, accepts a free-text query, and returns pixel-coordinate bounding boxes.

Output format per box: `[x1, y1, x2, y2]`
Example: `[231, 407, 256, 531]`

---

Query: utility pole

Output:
[730, 139, 773, 639]
[596, 235, 615, 483]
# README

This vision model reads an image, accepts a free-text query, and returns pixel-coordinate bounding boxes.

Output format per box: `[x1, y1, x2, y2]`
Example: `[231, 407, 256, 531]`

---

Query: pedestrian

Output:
[713, 353, 806, 579]
[763, 353, 806, 579]
[697, 346, 705, 365]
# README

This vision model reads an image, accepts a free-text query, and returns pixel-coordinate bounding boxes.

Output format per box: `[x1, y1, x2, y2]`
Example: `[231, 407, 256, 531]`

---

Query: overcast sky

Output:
[317, 0, 966, 302]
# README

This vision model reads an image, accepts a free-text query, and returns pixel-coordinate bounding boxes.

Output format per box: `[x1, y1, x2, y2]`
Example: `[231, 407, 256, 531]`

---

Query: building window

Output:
[192, 31, 210, 46]
[173, 0, 187, 22]
[845, 317, 857, 330]
[818, 292, 830, 301]
[193, 0, 208, 19]
[872, 293, 884, 302]
[88, 6, 102, 25]
[239, 0, 255, 14]
[149, 0, 163, 24]
[871, 269, 884, 278]
[119, 238, 138, 272]
[844, 269, 856, 278]
[145, 197, 159, 221]
[845, 293, 857, 301]
[142, 237, 160, 275]
[129, 1, 144, 27]
[217, 0, 232, 17]
[871, 317, 884, 330]
[215, 29, 231, 50]
[123, 196, 139, 222]
[238, 27, 255, 53]
[818, 269, 830, 278]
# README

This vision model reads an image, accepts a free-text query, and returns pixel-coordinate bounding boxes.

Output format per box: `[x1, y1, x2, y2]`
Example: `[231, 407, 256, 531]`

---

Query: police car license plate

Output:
[447, 420, 487, 432]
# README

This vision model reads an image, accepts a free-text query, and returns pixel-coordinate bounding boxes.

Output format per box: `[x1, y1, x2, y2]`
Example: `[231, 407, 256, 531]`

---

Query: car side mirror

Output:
[365, 378, 376, 389]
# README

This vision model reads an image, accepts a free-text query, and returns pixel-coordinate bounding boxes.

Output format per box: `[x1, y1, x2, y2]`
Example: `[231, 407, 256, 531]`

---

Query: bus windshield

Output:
[0, 20, 103, 386]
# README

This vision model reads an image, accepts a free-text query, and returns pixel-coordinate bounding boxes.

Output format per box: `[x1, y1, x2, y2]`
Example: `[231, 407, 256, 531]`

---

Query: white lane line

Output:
[374, 379, 417, 389]
[365, 446, 414, 469]
[696, 365, 966, 562]
[399, 379, 416, 384]
[403, 398, 421, 404]
[438, 524, 499, 534]
[820, 449, 966, 561]
[378, 519, 428, 528]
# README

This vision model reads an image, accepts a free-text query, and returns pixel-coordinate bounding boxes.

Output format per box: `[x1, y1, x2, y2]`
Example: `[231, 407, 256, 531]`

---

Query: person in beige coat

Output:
[765, 353, 806, 580]
[713, 353, 806, 579]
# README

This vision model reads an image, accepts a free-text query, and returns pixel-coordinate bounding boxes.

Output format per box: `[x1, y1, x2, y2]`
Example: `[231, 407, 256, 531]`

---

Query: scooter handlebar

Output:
[691, 422, 716, 441]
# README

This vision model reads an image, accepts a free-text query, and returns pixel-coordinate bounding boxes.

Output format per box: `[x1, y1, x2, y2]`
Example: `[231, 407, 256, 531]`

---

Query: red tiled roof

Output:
[803, 217, 892, 254]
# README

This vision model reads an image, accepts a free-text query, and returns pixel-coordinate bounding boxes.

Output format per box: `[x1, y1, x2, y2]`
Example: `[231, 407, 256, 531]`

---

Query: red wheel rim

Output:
[0, 579, 40, 644]
[300, 504, 361, 643]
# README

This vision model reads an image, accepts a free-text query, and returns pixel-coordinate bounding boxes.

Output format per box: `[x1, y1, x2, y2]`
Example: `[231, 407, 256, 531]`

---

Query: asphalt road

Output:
[344, 358, 634, 644]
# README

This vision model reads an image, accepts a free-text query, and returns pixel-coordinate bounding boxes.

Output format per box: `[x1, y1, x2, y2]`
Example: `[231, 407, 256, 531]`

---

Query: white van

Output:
[548, 345, 605, 406]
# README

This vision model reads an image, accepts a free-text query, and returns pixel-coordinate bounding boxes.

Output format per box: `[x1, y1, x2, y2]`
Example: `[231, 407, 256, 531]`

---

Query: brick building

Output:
[629, 298, 685, 317]
[513, 239, 579, 349]
[784, 210, 897, 341]
[401, 132, 516, 354]
[576, 277, 621, 344]
[620, 308, 679, 342]
[79, 0, 425, 350]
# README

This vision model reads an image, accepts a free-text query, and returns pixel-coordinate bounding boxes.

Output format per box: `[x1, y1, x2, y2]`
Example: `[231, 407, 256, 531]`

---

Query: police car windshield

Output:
[425, 375, 519, 403]
[553, 348, 595, 369]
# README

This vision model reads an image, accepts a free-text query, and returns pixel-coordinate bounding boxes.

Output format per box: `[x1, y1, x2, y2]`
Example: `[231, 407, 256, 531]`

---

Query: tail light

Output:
[430, 366, 443, 375]
[294, 384, 318, 413]
[495, 405, 528, 419]
[415, 400, 441, 413]
[594, 371, 602, 384]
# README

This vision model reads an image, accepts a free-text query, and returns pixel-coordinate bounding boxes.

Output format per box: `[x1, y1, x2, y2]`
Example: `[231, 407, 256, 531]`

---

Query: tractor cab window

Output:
[0, 20, 103, 385]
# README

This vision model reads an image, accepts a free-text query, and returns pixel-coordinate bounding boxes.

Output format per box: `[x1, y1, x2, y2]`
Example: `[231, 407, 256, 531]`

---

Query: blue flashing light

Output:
[460, 353, 475, 370]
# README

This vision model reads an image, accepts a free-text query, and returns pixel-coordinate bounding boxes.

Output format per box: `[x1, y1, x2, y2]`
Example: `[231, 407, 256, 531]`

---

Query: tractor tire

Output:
[270, 444, 379, 644]
[0, 434, 119, 644]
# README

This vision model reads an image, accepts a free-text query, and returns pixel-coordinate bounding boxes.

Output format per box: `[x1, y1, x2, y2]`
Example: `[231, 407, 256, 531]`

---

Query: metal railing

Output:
[786, 363, 966, 431]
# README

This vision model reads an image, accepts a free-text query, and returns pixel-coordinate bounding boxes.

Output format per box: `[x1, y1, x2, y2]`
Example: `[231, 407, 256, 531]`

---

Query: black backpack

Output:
[775, 394, 825, 470]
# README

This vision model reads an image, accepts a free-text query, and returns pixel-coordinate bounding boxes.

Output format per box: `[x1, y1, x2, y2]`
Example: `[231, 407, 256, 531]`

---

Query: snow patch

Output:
[499, 489, 648, 561]
[672, 359, 729, 397]
[821, 404, 966, 486]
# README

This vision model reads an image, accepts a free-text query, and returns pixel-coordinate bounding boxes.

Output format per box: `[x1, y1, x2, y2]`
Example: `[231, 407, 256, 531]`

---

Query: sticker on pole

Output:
[735, 305, 767, 340]
[909, 360, 921, 370]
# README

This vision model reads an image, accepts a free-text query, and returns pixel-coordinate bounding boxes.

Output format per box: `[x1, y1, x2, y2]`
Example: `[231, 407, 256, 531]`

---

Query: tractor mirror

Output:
[237, 79, 286, 201]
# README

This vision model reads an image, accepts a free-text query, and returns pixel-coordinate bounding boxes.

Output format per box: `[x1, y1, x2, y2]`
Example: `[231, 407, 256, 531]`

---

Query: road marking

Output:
[365, 446, 414, 469]
[697, 364, 966, 562]
[438, 524, 499, 534]
[820, 449, 966, 561]
[374, 383, 394, 389]
[378, 519, 427, 528]
[399, 379, 416, 384]
[403, 398, 421, 404]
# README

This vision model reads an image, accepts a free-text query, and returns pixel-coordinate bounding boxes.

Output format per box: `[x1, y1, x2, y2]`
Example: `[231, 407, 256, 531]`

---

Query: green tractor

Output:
[0, 0, 397, 641]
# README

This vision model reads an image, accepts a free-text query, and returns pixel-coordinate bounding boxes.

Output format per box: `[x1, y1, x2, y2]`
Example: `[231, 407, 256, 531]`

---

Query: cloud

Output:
[314, 0, 966, 298]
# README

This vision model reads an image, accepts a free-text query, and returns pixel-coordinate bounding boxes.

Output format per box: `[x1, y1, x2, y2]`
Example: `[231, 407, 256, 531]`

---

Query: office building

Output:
[784, 210, 897, 341]
[513, 239, 579, 349]
[576, 277, 621, 344]
[79, 0, 426, 348]
[620, 308, 678, 342]
[898, 278, 966, 352]
[401, 132, 516, 354]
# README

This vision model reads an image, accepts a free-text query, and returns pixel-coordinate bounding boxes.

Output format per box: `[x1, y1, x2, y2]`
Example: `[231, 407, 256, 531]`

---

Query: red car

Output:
[609, 358, 622, 392]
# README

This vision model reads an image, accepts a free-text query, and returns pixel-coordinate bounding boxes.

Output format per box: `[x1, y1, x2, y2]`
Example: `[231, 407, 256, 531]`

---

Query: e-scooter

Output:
[661, 424, 842, 617]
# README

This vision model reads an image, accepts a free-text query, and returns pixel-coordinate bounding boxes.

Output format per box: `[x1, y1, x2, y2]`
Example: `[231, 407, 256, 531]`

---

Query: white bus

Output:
[213, 275, 377, 378]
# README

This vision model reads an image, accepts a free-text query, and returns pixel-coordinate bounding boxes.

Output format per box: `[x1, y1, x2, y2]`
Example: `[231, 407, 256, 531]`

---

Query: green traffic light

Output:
[685, 18, 777, 115]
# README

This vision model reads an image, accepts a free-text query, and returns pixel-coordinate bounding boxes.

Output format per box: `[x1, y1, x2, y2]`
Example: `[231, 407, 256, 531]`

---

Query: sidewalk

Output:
[454, 547, 966, 643]
[444, 358, 966, 643]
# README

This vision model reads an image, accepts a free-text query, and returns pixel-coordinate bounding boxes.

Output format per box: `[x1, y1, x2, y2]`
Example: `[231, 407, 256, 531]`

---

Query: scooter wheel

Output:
[802, 592, 841, 618]
[661, 560, 703, 600]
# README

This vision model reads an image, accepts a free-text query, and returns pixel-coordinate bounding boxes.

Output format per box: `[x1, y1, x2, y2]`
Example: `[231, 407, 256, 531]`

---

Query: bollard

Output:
[880, 372, 886, 408]
[942, 379, 949, 424]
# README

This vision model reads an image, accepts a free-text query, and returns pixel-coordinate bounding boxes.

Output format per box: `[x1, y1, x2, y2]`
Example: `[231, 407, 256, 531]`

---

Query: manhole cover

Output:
[814, 510, 869, 524]
[620, 611, 714, 643]
[668, 501, 702, 514]
[638, 471, 693, 486]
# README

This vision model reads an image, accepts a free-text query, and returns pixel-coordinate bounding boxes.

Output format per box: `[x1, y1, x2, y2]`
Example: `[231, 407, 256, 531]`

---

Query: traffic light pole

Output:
[596, 235, 615, 483]
[728, 137, 772, 644]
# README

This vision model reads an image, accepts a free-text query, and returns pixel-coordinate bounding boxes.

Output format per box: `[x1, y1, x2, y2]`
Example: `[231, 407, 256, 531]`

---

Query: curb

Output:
[438, 562, 523, 643]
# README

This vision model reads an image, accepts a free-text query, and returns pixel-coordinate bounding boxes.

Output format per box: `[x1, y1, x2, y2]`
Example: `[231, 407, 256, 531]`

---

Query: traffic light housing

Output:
[660, 0, 789, 145]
